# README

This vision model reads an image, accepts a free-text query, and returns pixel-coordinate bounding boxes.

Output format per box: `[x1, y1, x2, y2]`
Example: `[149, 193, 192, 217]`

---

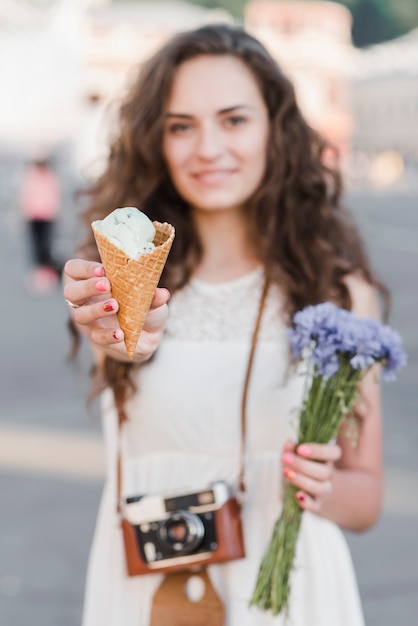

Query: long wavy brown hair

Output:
[72, 24, 387, 410]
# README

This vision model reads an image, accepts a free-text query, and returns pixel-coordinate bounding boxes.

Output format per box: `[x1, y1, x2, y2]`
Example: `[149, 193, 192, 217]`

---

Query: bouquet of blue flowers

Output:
[250, 302, 406, 615]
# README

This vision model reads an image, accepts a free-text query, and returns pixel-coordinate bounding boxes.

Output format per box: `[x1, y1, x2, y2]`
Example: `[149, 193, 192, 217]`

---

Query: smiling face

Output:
[162, 55, 270, 215]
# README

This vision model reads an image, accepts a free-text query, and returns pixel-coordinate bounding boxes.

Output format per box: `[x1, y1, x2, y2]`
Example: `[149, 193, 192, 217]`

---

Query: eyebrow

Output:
[165, 104, 254, 119]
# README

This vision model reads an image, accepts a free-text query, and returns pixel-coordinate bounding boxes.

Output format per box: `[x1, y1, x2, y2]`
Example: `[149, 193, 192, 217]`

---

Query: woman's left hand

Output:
[281, 439, 342, 513]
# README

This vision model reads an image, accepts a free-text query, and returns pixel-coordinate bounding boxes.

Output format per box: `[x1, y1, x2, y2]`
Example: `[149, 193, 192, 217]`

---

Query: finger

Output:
[90, 326, 124, 347]
[283, 465, 333, 500]
[150, 287, 171, 309]
[143, 296, 169, 333]
[64, 276, 112, 306]
[143, 308, 168, 333]
[282, 452, 333, 482]
[73, 298, 119, 326]
[294, 491, 321, 513]
[282, 439, 296, 454]
[64, 259, 105, 280]
[296, 442, 342, 463]
[135, 326, 165, 357]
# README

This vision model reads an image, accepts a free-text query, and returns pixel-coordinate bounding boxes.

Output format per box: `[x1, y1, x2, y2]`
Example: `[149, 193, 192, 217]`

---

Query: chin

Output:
[189, 193, 249, 213]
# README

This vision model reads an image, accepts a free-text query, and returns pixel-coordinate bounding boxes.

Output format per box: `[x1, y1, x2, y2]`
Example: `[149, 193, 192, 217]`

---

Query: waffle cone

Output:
[92, 221, 175, 359]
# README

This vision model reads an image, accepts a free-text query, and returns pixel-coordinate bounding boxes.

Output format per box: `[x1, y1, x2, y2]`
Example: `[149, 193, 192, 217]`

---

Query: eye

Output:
[166, 121, 193, 134]
[224, 115, 246, 128]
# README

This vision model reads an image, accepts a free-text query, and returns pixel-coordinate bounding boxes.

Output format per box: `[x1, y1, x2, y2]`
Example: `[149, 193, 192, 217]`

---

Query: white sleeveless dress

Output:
[82, 267, 365, 626]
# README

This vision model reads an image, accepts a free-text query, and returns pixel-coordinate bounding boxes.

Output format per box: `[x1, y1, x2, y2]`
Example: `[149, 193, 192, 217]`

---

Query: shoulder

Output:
[342, 272, 380, 320]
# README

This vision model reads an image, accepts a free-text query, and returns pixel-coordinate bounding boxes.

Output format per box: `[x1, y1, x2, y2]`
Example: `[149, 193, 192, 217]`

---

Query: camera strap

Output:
[150, 569, 225, 626]
[238, 275, 270, 493]
[115, 274, 270, 510]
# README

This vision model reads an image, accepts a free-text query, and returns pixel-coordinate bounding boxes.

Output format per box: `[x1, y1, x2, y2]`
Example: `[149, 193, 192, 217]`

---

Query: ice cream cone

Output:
[92, 221, 175, 359]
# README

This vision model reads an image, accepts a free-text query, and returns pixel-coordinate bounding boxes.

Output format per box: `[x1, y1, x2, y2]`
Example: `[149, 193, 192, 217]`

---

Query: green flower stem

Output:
[250, 484, 302, 614]
[251, 359, 366, 616]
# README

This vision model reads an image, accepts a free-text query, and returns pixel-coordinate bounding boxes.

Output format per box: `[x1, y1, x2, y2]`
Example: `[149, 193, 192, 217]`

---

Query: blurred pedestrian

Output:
[20, 158, 61, 294]
[63, 24, 387, 626]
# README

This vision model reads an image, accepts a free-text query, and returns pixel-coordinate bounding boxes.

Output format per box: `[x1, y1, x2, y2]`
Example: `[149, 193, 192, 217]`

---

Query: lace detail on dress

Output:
[165, 267, 288, 341]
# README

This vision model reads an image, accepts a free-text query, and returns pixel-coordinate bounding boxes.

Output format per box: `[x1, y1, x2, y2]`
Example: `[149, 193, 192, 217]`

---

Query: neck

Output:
[192, 209, 260, 283]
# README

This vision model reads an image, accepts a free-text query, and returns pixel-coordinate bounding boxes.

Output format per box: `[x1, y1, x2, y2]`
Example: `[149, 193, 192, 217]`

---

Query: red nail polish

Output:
[96, 279, 108, 292]
[296, 493, 305, 503]
[112, 330, 122, 340]
[94, 266, 105, 277]
[102, 301, 114, 313]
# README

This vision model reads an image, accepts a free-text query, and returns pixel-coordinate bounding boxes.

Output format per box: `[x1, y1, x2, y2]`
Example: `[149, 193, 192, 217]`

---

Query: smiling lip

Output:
[191, 169, 237, 186]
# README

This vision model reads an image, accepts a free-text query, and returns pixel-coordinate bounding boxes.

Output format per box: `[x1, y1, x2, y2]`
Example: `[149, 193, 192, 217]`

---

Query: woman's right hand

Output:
[63, 259, 170, 362]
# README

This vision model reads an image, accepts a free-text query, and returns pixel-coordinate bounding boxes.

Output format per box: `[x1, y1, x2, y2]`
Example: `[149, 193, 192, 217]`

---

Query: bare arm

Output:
[281, 274, 383, 531]
[63, 258, 170, 364]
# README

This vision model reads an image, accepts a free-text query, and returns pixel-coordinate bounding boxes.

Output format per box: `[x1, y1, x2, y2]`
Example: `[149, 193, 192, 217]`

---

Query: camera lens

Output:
[158, 511, 205, 554]
[167, 520, 188, 543]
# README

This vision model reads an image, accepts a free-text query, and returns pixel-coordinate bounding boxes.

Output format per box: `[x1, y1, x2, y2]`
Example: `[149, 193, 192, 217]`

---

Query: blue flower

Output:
[288, 302, 407, 380]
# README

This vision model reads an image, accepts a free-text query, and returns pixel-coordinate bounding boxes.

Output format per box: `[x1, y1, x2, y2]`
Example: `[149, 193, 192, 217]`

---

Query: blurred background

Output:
[0, 1, 417, 625]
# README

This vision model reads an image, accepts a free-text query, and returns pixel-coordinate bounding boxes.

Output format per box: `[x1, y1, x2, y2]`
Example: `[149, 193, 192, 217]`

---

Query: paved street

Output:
[0, 164, 417, 625]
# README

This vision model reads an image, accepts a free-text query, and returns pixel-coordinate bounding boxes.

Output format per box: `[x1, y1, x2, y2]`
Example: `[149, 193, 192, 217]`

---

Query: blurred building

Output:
[0, 0, 232, 160]
[82, 1, 234, 101]
[0, 0, 43, 27]
[245, 1, 355, 156]
[0, 0, 92, 156]
[351, 28, 418, 163]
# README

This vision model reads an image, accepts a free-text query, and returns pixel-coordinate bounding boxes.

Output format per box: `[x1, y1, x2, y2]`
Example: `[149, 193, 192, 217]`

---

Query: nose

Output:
[196, 122, 223, 161]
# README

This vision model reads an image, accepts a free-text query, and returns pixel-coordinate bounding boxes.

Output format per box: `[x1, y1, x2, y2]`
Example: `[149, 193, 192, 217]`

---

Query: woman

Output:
[64, 24, 385, 626]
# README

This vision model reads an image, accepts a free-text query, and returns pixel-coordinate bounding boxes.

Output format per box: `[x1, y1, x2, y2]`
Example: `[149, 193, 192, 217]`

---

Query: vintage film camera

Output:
[121, 481, 245, 576]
